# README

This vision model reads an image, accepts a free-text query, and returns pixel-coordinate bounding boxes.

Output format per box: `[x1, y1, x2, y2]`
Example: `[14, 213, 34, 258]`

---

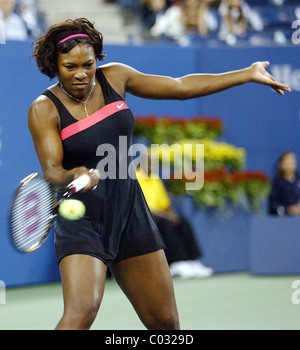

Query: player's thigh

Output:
[59, 254, 107, 313]
[110, 250, 179, 328]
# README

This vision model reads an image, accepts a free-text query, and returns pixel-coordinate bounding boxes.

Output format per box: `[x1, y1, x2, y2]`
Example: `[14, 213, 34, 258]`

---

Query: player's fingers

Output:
[272, 81, 291, 92]
[89, 168, 100, 180]
[89, 168, 100, 190]
[91, 168, 100, 179]
[270, 84, 284, 95]
[274, 88, 284, 95]
[263, 76, 291, 93]
[262, 61, 270, 68]
[267, 73, 275, 81]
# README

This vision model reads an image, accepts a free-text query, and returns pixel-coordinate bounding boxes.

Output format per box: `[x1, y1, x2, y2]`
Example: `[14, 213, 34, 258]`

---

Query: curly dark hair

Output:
[32, 18, 106, 79]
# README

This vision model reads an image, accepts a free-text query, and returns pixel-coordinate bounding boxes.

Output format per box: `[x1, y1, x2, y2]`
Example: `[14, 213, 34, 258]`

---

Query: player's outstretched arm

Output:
[106, 61, 291, 100]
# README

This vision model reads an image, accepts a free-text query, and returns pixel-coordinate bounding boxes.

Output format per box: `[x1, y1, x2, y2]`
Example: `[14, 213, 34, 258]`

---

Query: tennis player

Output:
[29, 18, 290, 330]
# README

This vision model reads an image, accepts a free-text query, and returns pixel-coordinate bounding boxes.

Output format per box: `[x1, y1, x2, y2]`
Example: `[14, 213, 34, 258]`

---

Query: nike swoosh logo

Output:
[117, 103, 124, 109]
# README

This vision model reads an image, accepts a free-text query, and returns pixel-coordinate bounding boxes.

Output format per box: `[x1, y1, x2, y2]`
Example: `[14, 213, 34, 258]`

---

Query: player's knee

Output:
[159, 314, 180, 330]
[146, 309, 180, 330]
[62, 299, 100, 330]
[77, 305, 99, 329]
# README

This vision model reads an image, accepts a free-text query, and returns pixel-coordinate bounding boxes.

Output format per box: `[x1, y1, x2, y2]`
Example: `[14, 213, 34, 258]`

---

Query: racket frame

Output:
[10, 173, 56, 253]
[9, 172, 91, 253]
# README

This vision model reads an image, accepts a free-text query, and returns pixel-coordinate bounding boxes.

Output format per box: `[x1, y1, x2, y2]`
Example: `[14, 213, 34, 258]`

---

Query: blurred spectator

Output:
[181, 0, 216, 36]
[219, 0, 247, 41]
[0, 0, 28, 41]
[197, 0, 219, 36]
[15, 0, 47, 37]
[269, 152, 300, 216]
[150, 0, 218, 43]
[136, 154, 213, 278]
[181, 0, 203, 34]
[218, 0, 263, 46]
[123, 0, 297, 46]
[119, 0, 142, 26]
[140, 0, 169, 35]
[149, 1, 184, 41]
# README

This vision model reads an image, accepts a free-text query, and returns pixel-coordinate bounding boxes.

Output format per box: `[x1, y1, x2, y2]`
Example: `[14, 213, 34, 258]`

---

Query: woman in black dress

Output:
[29, 18, 290, 330]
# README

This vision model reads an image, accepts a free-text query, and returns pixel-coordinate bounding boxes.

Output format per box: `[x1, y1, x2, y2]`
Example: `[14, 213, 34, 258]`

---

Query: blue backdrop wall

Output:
[0, 41, 299, 286]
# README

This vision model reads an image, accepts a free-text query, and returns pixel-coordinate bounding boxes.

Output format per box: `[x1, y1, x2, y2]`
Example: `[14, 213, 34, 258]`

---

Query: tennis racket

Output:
[9, 172, 90, 253]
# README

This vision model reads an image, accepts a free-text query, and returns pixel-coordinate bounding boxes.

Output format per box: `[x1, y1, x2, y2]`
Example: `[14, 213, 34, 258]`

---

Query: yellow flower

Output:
[148, 139, 246, 171]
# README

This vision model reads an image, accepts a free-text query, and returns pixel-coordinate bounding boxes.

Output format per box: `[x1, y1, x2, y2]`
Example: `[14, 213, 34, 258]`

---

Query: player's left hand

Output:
[250, 61, 291, 95]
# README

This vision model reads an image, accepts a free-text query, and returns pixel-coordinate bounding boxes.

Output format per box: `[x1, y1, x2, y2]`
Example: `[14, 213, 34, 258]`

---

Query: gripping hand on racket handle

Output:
[71, 167, 100, 193]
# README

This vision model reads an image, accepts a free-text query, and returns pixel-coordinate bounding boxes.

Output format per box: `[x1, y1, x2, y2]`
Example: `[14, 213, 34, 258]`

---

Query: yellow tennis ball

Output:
[59, 199, 86, 220]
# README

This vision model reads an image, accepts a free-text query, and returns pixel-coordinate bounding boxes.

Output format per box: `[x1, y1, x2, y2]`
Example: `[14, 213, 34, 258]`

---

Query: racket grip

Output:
[67, 174, 91, 193]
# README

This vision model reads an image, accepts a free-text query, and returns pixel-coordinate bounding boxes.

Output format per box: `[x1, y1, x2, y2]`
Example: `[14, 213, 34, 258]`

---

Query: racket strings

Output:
[10, 178, 54, 252]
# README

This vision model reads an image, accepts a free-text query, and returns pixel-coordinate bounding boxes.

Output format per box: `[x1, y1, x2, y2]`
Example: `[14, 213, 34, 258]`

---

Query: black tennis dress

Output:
[42, 67, 165, 265]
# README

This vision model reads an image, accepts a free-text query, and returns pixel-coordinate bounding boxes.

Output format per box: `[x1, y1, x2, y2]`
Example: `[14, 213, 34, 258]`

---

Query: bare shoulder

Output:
[28, 94, 59, 131]
[98, 62, 139, 98]
[100, 62, 137, 76]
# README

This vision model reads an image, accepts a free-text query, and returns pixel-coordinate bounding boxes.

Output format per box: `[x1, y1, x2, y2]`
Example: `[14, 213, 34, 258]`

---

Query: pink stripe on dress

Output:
[60, 101, 129, 140]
